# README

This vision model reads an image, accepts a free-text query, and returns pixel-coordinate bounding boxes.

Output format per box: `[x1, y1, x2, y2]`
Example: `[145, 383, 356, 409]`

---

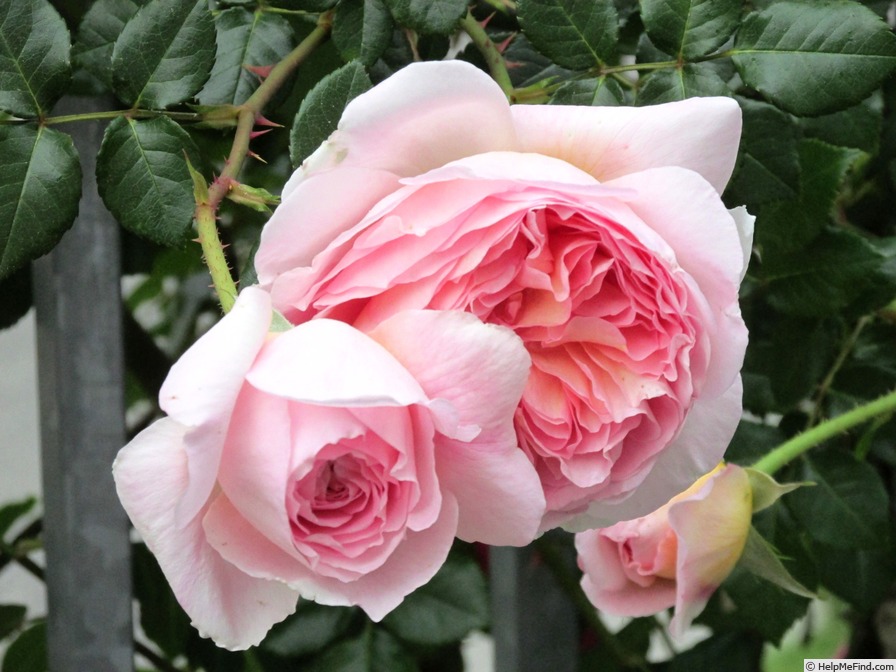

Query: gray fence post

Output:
[491, 541, 579, 672]
[32, 96, 134, 672]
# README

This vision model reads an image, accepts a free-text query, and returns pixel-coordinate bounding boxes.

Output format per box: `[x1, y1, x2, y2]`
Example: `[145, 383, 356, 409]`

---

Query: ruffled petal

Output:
[113, 418, 299, 650]
[158, 287, 272, 526]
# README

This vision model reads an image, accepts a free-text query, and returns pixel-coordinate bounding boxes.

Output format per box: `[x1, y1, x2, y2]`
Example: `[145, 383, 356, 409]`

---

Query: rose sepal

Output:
[736, 526, 816, 599]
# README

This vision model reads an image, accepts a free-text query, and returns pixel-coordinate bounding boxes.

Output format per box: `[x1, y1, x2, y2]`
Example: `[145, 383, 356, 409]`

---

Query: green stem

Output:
[1, 109, 203, 126]
[459, 11, 514, 101]
[197, 10, 333, 312]
[534, 537, 651, 672]
[752, 388, 896, 475]
[600, 60, 679, 75]
[807, 316, 870, 427]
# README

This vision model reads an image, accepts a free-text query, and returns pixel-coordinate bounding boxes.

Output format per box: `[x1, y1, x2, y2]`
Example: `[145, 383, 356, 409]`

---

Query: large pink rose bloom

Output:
[255, 60, 753, 530]
[113, 288, 541, 650]
[575, 463, 753, 636]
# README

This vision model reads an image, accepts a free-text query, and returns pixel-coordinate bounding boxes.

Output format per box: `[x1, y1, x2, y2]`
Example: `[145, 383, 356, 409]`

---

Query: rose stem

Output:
[459, 11, 515, 101]
[533, 536, 652, 672]
[194, 10, 334, 313]
[751, 388, 896, 475]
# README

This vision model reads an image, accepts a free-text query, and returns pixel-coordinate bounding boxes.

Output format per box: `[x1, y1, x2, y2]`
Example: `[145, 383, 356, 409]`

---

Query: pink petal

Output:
[606, 167, 749, 398]
[113, 418, 299, 650]
[575, 529, 676, 617]
[246, 319, 428, 408]
[511, 97, 741, 194]
[205, 486, 459, 621]
[256, 167, 400, 284]
[304, 61, 517, 181]
[565, 376, 743, 531]
[368, 309, 545, 544]
[159, 287, 272, 526]
[668, 464, 752, 636]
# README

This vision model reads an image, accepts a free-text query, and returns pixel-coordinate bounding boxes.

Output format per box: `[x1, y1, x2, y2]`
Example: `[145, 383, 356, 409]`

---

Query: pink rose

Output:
[255, 60, 753, 530]
[113, 288, 542, 650]
[575, 463, 753, 636]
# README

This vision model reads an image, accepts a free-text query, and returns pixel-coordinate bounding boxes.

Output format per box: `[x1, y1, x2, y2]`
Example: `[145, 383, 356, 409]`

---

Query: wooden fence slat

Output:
[32, 97, 134, 672]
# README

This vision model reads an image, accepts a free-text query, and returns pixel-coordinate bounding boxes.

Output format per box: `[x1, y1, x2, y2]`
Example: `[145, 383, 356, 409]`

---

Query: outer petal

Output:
[565, 376, 743, 531]
[246, 319, 429, 407]
[369, 310, 546, 545]
[511, 97, 741, 194]
[204, 488, 460, 621]
[606, 167, 748, 398]
[113, 418, 299, 650]
[256, 167, 401, 285]
[299, 61, 518, 183]
[668, 464, 752, 637]
[575, 529, 676, 617]
[159, 287, 272, 526]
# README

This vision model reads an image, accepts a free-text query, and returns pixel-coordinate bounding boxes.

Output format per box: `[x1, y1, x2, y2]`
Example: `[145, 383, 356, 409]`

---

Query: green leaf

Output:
[815, 543, 896, 612]
[669, 631, 762, 672]
[72, 0, 146, 91]
[96, 116, 200, 246]
[111, 0, 215, 108]
[307, 627, 416, 672]
[382, 552, 488, 646]
[517, 0, 619, 70]
[732, 0, 896, 116]
[260, 602, 355, 659]
[635, 63, 729, 105]
[1, 621, 46, 672]
[550, 76, 624, 105]
[763, 228, 889, 317]
[0, 124, 81, 280]
[0, 497, 36, 541]
[196, 8, 294, 106]
[755, 139, 862, 255]
[764, 316, 838, 407]
[787, 451, 890, 550]
[0, 0, 72, 117]
[333, 0, 394, 66]
[640, 0, 740, 58]
[382, 0, 466, 35]
[0, 605, 26, 640]
[132, 543, 190, 658]
[724, 99, 800, 209]
[800, 98, 883, 153]
[290, 60, 372, 167]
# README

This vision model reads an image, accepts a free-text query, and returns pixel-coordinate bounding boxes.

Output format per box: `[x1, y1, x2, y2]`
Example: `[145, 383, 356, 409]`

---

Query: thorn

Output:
[250, 129, 273, 140]
[497, 33, 516, 54]
[244, 64, 274, 79]
[479, 12, 496, 28]
[254, 115, 283, 128]
[247, 150, 267, 164]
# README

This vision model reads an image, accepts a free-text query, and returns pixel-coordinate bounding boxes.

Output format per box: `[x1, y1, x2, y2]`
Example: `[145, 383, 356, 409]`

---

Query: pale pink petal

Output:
[368, 309, 545, 544]
[606, 167, 749, 398]
[246, 319, 428, 407]
[205, 486, 459, 622]
[216, 385, 298, 557]
[565, 376, 742, 531]
[113, 418, 299, 650]
[729, 206, 756, 281]
[307, 61, 517, 181]
[575, 529, 676, 617]
[511, 97, 741, 194]
[256, 167, 400, 284]
[158, 287, 272, 526]
[668, 464, 752, 637]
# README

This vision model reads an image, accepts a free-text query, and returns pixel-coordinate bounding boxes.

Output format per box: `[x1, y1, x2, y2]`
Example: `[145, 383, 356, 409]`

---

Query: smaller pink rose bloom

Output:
[575, 463, 752, 637]
[113, 287, 543, 650]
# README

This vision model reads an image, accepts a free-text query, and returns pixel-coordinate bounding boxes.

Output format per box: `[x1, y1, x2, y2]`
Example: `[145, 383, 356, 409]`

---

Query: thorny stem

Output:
[751, 388, 896, 475]
[459, 11, 515, 101]
[195, 10, 333, 312]
[534, 537, 652, 672]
